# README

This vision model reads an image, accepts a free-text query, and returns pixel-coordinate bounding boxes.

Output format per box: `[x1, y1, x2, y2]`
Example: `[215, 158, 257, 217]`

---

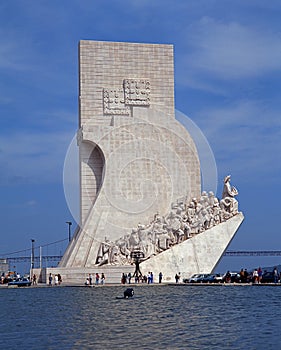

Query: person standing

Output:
[252, 269, 258, 284]
[54, 274, 59, 286]
[32, 274, 37, 285]
[95, 273, 100, 285]
[121, 273, 126, 284]
[48, 273, 53, 286]
[101, 273, 105, 285]
[159, 272, 163, 284]
[257, 267, 262, 284]
[273, 267, 278, 284]
[89, 273, 92, 285]
[244, 269, 249, 283]
[239, 269, 245, 283]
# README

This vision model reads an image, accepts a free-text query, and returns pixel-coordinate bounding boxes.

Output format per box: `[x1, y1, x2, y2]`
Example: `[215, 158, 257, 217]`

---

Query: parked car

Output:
[222, 272, 241, 283]
[182, 274, 199, 283]
[187, 274, 209, 283]
[202, 273, 223, 283]
[8, 278, 32, 287]
[261, 271, 279, 283]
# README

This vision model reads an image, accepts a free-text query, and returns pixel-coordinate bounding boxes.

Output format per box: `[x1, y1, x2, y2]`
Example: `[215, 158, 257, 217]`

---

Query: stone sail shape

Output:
[140, 212, 244, 278]
[59, 41, 201, 268]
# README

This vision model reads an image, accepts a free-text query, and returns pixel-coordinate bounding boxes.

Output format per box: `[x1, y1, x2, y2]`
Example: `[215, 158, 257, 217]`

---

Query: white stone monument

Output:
[55, 40, 244, 284]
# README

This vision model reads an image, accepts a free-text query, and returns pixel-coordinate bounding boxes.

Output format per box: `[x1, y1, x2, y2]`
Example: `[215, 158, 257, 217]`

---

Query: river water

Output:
[1, 284, 280, 349]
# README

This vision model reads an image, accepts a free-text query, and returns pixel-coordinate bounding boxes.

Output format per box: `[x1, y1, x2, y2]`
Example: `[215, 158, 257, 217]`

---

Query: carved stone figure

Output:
[157, 231, 169, 251]
[222, 175, 238, 198]
[144, 232, 157, 258]
[97, 175, 240, 266]
[212, 198, 221, 225]
[96, 237, 112, 265]
[220, 175, 239, 215]
[129, 228, 140, 249]
[187, 202, 196, 223]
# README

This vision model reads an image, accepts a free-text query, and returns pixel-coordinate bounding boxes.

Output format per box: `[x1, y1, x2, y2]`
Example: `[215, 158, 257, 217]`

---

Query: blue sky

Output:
[1, 1, 281, 272]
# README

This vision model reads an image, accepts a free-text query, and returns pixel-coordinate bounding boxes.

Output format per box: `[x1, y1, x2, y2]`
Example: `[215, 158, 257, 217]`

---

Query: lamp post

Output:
[66, 221, 72, 242]
[39, 246, 42, 269]
[31, 239, 35, 270]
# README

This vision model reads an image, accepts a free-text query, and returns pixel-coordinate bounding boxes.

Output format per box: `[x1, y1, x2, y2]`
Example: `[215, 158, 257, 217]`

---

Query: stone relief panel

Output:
[103, 88, 130, 115]
[103, 79, 151, 116]
[123, 79, 150, 106]
[95, 175, 239, 266]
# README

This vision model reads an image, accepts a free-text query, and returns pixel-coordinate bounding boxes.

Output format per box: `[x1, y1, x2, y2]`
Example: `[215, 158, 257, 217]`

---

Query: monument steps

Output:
[38, 265, 134, 285]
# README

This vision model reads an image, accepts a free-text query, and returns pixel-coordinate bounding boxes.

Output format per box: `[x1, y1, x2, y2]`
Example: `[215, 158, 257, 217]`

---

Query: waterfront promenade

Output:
[2, 281, 281, 289]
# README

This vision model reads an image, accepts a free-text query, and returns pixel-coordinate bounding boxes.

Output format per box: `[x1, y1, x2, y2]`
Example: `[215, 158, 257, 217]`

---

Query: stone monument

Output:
[53, 40, 244, 284]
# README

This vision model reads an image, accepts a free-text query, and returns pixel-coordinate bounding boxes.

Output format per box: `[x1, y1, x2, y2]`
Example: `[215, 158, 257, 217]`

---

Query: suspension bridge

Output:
[4, 250, 281, 265]
[1, 235, 281, 272]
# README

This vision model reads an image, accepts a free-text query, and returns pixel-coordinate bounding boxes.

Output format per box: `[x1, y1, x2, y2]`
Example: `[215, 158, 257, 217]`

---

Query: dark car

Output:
[222, 272, 241, 283]
[187, 274, 210, 283]
[8, 278, 32, 287]
[202, 273, 223, 283]
[261, 271, 279, 283]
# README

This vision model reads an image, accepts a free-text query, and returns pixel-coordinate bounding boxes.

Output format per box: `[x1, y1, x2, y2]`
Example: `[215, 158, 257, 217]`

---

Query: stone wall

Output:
[79, 41, 176, 225]
[60, 40, 201, 270]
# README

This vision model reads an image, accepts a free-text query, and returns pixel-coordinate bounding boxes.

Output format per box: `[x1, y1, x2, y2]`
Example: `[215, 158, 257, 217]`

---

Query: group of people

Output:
[121, 272, 132, 284]
[96, 176, 239, 267]
[244, 268, 263, 284]
[121, 272, 153, 284]
[85, 272, 105, 285]
[121, 271, 165, 284]
[250, 267, 280, 284]
[121, 271, 154, 284]
[1, 271, 21, 284]
[224, 267, 280, 284]
[48, 273, 62, 286]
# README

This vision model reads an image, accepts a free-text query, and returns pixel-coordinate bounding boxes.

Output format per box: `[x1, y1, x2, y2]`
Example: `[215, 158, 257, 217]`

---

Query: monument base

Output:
[37, 213, 243, 284]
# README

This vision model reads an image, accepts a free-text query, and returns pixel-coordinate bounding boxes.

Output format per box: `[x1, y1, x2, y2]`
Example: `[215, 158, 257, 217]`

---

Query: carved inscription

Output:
[124, 79, 150, 106]
[103, 89, 130, 115]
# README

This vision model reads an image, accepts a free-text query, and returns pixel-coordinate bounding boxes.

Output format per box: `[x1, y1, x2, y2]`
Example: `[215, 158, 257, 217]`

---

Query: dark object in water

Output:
[124, 288, 134, 298]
